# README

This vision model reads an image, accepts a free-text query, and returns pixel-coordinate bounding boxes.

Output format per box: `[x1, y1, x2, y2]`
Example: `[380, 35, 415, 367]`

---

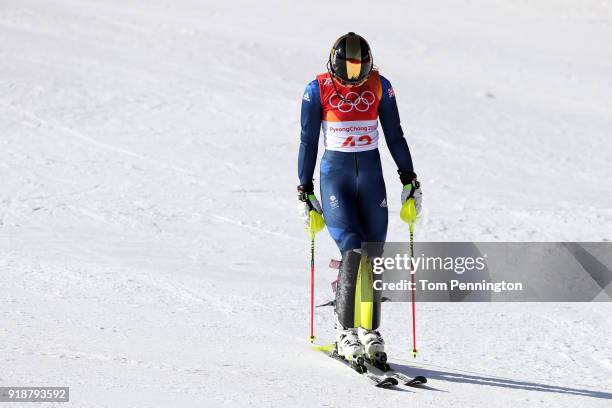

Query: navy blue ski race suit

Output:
[298, 70, 414, 252]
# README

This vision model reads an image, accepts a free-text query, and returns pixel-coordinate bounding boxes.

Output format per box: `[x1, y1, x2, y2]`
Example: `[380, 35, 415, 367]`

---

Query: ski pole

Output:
[309, 231, 316, 343]
[400, 195, 418, 357]
[306, 206, 325, 343]
[409, 221, 418, 358]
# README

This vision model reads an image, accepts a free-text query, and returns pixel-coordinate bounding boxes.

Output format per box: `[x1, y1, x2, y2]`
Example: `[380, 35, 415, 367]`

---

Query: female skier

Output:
[297, 32, 423, 361]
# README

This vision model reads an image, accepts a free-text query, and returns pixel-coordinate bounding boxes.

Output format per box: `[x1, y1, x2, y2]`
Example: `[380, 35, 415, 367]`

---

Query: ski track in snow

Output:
[1, 0, 612, 407]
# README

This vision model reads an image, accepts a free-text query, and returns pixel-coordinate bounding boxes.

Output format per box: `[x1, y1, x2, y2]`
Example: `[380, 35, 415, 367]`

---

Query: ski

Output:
[390, 370, 427, 387]
[368, 362, 427, 386]
[329, 351, 399, 388]
[314, 344, 398, 388]
[363, 353, 427, 387]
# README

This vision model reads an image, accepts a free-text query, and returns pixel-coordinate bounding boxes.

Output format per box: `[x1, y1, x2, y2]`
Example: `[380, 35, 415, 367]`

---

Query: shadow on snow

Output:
[392, 361, 612, 399]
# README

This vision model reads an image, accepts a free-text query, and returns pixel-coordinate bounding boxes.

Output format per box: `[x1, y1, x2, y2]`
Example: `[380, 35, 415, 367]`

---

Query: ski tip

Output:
[312, 343, 336, 352]
[377, 377, 399, 388]
[406, 375, 427, 386]
[414, 375, 427, 384]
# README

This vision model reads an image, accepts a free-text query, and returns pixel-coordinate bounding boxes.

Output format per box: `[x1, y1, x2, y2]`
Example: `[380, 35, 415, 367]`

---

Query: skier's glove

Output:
[399, 171, 422, 218]
[297, 183, 324, 233]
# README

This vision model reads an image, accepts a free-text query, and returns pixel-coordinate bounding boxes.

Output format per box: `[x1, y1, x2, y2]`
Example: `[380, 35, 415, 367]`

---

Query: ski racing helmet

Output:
[328, 32, 373, 86]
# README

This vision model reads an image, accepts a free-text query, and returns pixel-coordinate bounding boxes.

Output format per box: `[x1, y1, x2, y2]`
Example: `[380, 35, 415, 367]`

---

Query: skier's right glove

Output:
[297, 183, 325, 233]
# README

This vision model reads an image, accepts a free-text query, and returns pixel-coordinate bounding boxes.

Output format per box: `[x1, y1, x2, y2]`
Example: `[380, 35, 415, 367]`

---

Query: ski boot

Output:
[358, 328, 389, 371]
[335, 325, 366, 372]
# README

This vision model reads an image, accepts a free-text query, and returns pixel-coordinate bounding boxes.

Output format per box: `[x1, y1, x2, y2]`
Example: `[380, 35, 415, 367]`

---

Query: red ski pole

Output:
[309, 232, 316, 343]
[307, 207, 325, 343]
[401, 195, 419, 358]
[409, 223, 418, 358]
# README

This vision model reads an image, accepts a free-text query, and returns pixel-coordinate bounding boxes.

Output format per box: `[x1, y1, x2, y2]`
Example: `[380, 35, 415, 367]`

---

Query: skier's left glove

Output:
[399, 171, 422, 217]
[297, 183, 325, 233]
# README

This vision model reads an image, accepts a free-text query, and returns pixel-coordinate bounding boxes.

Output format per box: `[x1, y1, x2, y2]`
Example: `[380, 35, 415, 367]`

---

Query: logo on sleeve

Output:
[303, 92, 311, 102]
[387, 87, 395, 98]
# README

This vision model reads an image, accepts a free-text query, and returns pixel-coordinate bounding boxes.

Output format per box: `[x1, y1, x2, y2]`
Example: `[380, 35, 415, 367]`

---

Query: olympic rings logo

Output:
[329, 91, 375, 113]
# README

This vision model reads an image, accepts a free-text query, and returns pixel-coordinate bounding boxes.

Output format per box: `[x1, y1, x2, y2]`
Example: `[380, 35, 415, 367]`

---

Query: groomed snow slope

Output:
[1, 0, 611, 406]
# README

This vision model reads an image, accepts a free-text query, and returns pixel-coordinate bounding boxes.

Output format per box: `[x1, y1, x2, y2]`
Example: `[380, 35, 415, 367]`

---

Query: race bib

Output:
[322, 120, 379, 152]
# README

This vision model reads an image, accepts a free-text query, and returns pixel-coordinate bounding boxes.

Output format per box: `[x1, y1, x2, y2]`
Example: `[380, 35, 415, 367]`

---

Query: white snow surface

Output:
[1, 0, 612, 406]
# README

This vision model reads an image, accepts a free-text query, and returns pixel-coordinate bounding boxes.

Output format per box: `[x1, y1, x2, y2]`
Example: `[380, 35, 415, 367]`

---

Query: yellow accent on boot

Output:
[359, 256, 373, 330]
[354, 261, 362, 328]
[353, 254, 373, 329]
